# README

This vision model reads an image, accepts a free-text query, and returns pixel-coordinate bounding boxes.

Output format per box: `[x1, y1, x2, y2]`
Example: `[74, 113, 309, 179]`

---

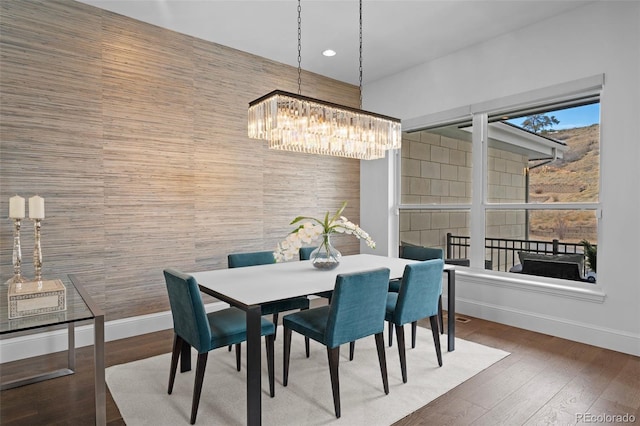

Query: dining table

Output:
[190, 253, 455, 426]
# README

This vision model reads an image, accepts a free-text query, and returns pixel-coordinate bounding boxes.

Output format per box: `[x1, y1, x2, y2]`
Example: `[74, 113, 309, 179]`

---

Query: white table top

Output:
[190, 254, 452, 307]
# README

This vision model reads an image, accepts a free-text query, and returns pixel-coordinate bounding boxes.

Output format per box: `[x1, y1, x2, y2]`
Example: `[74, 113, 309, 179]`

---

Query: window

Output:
[398, 76, 602, 284]
[399, 123, 473, 256]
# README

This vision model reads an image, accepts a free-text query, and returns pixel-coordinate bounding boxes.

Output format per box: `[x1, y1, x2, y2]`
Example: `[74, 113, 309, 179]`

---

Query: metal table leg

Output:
[69, 274, 106, 426]
[0, 323, 76, 391]
[94, 313, 105, 426]
[246, 305, 262, 426]
[446, 269, 456, 352]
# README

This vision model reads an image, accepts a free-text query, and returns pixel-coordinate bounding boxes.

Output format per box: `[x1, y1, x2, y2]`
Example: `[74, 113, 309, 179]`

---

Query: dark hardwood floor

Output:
[1, 312, 638, 425]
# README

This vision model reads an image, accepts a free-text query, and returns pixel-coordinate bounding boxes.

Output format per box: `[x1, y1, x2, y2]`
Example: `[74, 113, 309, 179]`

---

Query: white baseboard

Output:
[0, 301, 228, 363]
[447, 296, 640, 357]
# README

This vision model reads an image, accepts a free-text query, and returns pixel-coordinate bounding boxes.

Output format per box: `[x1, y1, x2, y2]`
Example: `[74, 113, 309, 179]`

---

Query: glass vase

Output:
[310, 233, 342, 270]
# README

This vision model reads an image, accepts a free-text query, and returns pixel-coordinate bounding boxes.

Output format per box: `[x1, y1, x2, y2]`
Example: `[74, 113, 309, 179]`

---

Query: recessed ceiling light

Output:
[322, 49, 336, 57]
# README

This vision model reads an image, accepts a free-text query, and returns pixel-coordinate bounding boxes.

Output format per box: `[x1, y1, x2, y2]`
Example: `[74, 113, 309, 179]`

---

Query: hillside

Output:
[527, 124, 599, 242]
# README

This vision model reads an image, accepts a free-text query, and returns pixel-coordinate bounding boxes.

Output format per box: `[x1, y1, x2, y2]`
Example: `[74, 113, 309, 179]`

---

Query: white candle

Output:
[9, 195, 25, 219]
[29, 195, 45, 219]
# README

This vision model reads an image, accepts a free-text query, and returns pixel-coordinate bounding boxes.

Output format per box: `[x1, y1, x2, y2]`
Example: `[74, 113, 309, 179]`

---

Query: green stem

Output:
[322, 234, 331, 253]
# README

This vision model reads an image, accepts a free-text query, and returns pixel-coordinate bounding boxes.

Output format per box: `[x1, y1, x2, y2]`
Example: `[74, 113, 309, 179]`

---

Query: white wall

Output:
[362, 1, 640, 356]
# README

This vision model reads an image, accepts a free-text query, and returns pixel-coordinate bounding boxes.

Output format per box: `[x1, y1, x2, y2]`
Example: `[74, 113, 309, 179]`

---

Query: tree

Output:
[521, 114, 560, 133]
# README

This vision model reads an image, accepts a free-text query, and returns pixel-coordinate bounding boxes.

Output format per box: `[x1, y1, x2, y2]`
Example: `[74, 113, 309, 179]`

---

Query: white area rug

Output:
[106, 325, 509, 425]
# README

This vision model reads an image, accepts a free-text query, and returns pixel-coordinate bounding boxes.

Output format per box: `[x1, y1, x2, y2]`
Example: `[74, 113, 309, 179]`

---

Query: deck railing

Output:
[446, 233, 591, 273]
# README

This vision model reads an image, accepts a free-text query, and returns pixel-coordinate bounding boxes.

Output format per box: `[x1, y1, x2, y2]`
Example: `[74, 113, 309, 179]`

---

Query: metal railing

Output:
[446, 233, 591, 273]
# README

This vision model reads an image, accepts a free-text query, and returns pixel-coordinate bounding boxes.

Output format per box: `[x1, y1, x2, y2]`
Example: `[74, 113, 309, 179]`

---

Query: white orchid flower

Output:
[274, 202, 376, 262]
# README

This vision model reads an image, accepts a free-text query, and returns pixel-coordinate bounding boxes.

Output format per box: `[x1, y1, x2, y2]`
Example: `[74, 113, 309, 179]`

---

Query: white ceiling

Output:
[78, 0, 593, 86]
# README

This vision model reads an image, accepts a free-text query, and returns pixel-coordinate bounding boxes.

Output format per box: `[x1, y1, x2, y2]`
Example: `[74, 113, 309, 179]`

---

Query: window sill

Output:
[454, 267, 606, 303]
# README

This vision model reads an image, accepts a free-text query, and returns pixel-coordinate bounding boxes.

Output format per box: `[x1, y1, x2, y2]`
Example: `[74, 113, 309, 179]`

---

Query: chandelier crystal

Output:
[248, 90, 401, 160]
[247, 0, 401, 160]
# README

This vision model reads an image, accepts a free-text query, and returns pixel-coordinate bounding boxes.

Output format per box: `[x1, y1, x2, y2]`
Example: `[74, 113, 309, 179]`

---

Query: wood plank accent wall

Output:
[0, 0, 362, 321]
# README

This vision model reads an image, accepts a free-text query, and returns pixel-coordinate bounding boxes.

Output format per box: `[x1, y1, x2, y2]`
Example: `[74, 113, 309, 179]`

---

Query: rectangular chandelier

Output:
[248, 90, 401, 160]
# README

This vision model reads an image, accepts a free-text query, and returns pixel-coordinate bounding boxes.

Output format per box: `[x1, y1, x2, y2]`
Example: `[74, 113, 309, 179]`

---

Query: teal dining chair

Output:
[300, 247, 357, 360]
[228, 251, 310, 356]
[389, 245, 445, 347]
[298, 246, 316, 262]
[386, 259, 444, 383]
[282, 268, 391, 418]
[163, 269, 276, 425]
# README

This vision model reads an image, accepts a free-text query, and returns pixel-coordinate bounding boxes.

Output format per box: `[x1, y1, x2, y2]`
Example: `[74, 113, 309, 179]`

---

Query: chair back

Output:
[401, 246, 443, 289]
[400, 245, 444, 261]
[393, 259, 444, 325]
[163, 268, 212, 353]
[325, 268, 390, 348]
[228, 251, 275, 268]
[299, 246, 316, 261]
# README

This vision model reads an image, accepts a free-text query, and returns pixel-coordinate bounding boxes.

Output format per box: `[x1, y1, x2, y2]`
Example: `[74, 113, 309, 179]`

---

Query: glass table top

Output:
[0, 275, 95, 335]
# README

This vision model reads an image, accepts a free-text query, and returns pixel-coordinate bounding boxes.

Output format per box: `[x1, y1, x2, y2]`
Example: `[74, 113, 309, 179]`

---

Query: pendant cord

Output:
[359, 0, 363, 109]
[297, 0, 302, 95]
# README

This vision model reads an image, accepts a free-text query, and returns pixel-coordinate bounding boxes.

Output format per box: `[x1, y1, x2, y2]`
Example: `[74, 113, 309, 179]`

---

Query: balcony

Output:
[445, 233, 596, 283]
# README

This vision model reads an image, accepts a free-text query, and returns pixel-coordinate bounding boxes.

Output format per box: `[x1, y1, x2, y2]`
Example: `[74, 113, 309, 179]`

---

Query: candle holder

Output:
[5, 218, 26, 285]
[33, 219, 43, 283]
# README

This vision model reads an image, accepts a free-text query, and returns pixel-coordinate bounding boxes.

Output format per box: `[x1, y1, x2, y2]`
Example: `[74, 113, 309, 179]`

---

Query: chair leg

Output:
[411, 321, 417, 349]
[374, 332, 389, 394]
[430, 315, 443, 367]
[395, 324, 408, 383]
[190, 352, 208, 425]
[265, 335, 275, 398]
[349, 341, 355, 361]
[300, 307, 310, 358]
[272, 313, 279, 340]
[283, 327, 292, 386]
[168, 333, 182, 394]
[235, 343, 241, 372]
[327, 346, 341, 418]
[388, 322, 394, 347]
[438, 295, 444, 335]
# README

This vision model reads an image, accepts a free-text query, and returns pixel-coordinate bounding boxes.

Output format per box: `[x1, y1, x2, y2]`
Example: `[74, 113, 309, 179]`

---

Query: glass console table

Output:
[0, 274, 105, 426]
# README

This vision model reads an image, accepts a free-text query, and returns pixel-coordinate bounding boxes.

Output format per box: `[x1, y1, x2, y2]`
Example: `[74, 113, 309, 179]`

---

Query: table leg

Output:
[447, 270, 455, 352]
[0, 323, 76, 390]
[68, 322, 76, 370]
[246, 305, 262, 426]
[94, 313, 106, 426]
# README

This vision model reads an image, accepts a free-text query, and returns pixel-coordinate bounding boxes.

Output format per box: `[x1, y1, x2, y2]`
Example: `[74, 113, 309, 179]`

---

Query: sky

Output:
[507, 103, 600, 130]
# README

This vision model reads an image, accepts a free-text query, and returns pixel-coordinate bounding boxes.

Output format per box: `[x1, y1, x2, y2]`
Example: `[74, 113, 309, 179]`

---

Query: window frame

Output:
[396, 74, 604, 297]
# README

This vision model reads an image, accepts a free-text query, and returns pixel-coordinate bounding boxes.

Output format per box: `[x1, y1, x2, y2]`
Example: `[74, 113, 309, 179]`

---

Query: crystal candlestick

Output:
[33, 219, 43, 282]
[5, 218, 26, 285]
